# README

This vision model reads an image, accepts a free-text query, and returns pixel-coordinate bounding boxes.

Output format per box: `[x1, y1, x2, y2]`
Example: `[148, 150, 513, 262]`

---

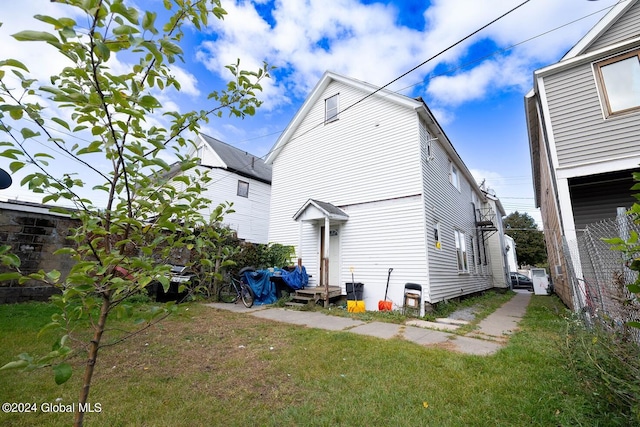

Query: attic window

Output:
[595, 50, 640, 117]
[325, 94, 339, 123]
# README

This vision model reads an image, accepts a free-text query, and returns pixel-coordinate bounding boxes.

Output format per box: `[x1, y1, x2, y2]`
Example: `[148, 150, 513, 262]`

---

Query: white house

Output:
[266, 71, 505, 314]
[179, 134, 272, 243]
[504, 235, 518, 273]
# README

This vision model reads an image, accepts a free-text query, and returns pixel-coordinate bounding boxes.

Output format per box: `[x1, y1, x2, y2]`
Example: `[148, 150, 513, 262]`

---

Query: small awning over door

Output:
[292, 199, 349, 222]
[292, 199, 348, 306]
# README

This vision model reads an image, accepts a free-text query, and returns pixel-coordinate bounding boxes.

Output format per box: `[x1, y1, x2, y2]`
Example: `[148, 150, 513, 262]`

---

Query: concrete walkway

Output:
[204, 290, 532, 356]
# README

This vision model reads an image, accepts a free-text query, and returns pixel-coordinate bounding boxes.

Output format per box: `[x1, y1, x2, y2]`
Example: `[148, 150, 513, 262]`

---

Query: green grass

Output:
[0, 296, 630, 426]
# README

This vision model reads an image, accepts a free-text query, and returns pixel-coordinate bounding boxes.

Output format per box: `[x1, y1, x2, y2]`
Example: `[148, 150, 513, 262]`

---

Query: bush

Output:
[563, 315, 640, 424]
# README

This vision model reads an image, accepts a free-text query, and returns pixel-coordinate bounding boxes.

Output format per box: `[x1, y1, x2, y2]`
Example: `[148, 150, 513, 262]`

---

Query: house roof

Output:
[199, 134, 272, 184]
[562, 0, 639, 60]
[265, 70, 487, 201]
[293, 199, 349, 221]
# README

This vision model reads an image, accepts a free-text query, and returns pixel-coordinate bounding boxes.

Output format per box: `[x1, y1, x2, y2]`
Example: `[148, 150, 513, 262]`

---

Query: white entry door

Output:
[320, 226, 341, 286]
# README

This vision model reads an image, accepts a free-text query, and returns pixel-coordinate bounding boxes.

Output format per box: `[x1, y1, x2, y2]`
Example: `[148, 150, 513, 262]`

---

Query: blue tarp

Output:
[279, 265, 308, 290]
[243, 270, 276, 305]
[242, 266, 309, 305]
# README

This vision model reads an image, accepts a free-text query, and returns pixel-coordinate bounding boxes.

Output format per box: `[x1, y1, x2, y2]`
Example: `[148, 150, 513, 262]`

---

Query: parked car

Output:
[510, 272, 533, 291]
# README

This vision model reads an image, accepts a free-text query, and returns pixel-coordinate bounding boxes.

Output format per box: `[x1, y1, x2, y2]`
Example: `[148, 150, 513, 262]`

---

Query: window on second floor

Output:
[595, 50, 640, 117]
[237, 180, 249, 198]
[325, 94, 339, 123]
[449, 162, 460, 191]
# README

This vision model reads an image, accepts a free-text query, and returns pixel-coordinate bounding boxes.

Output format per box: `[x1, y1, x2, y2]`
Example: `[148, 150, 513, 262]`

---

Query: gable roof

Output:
[563, 0, 639, 60]
[265, 71, 422, 165]
[199, 134, 272, 184]
[265, 71, 486, 200]
[293, 199, 349, 221]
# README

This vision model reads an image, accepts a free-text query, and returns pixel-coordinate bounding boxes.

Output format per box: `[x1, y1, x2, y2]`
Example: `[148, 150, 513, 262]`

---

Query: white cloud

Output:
[194, 0, 612, 112]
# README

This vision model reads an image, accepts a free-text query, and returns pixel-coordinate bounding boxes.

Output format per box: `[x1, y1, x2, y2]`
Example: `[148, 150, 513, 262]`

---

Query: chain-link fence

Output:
[563, 212, 640, 343]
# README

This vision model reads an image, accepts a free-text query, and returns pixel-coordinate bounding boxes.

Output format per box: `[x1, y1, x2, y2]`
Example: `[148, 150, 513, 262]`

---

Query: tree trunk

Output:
[74, 295, 110, 427]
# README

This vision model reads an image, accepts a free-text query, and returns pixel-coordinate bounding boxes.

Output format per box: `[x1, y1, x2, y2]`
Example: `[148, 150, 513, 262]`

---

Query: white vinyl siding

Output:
[419, 119, 493, 303]
[269, 80, 423, 249]
[181, 167, 271, 243]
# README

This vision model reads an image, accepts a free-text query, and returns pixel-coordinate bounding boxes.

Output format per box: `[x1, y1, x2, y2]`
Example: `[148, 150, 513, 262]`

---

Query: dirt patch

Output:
[93, 304, 306, 410]
[446, 306, 479, 322]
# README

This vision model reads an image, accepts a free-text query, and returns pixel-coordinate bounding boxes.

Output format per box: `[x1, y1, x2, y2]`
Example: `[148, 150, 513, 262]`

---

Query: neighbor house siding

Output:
[586, 1, 640, 53]
[183, 167, 271, 243]
[420, 120, 493, 303]
[268, 80, 423, 251]
[543, 63, 640, 169]
[537, 111, 572, 307]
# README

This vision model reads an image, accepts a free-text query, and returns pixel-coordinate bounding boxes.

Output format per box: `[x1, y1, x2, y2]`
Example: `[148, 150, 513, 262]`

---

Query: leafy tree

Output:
[0, 1, 271, 426]
[503, 211, 547, 267]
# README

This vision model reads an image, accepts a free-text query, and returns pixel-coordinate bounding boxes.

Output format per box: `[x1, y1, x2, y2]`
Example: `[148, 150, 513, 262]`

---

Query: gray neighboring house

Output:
[525, 0, 640, 308]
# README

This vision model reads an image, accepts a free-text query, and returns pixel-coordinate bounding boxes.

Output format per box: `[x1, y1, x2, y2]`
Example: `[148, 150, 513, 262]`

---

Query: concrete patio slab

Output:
[348, 322, 403, 339]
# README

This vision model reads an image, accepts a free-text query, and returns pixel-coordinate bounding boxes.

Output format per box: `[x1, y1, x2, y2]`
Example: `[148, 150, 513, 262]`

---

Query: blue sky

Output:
[0, 0, 623, 226]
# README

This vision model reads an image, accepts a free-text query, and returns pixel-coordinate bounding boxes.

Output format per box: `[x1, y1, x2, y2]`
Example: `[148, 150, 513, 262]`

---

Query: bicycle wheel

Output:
[240, 283, 255, 308]
[218, 283, 238, 303]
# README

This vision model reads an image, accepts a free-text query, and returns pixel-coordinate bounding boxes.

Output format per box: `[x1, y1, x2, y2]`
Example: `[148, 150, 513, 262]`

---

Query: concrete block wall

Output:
[0, 202, 78, 293]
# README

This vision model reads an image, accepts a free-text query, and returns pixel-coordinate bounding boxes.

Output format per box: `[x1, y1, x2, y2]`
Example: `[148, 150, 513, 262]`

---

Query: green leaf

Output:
[12, 30, 59, 44]
[112, 25, 139, 36]
[45, 270, 61, 283]
[53, 362, 72, 385]
[0, 272, 22, 282]
[627, 321, 640, 329]
[20, 127, 39, 139]
[9, 161, 24, 173]
[0, 59, 29, 72]
[51, 117, 70, 130]
[142, 11, 157, 34]
[9, 108, 23, 120]
[110, 2, 140, 24]
[627, 284, 640, 294]
[0, 360, 29, 370]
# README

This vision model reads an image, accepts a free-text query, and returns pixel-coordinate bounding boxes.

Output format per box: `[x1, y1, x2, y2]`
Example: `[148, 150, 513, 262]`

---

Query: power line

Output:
[204, 0, 536, 188]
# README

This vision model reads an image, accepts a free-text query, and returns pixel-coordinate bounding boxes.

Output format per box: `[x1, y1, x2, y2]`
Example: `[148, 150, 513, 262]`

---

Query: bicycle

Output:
[218, 268, 256, 308]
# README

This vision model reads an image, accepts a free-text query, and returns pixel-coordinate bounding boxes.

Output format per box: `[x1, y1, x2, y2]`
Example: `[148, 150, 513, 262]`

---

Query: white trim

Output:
[535, 75, 561, 171]
[197, 134, 227, 169]
[563, 0, 638, 60]
[555, 155, 640, 179]
[536, 35, 640, 79]
[557, 178, 583, 279]
[0, 201, 72, 217]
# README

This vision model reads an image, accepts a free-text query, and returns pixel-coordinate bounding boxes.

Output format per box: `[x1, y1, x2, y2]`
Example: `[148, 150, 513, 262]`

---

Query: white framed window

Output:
[454, 230, 468, 273]
[469, 236, 476, 273]
[325, 94, 339, 123]
[237, 180, 249, 198]
[449, 162, 460, 190]
[595, 50, 640, 117]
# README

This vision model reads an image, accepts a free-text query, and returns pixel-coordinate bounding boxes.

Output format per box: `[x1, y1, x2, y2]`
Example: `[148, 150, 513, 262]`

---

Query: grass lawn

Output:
[0, 295, 622, 426]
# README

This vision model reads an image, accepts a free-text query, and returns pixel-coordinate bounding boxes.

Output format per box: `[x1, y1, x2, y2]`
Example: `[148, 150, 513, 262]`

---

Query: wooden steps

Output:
[284, 286, 342, 307]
